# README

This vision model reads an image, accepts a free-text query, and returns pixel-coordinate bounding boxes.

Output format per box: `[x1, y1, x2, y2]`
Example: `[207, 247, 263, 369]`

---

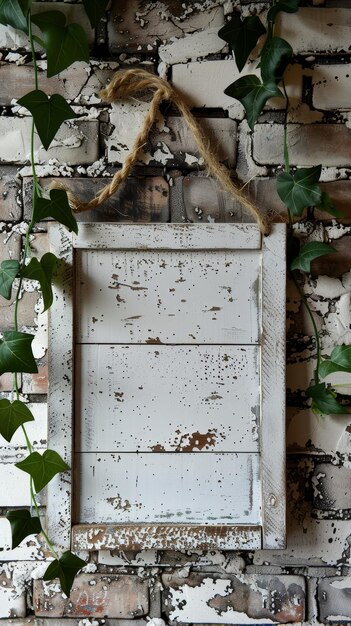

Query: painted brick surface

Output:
[108, 2, 224, 52]
[34, 574, 149, 618]
[253, 123, 351, 166]
[0, 63, 91, 106]
[313, 463, 351, 515]
[108, 107, 237, 168]
[276, 8, 351, 54]
[318, 577, 351, 623]
[172, 60, 303, 117]
[0, 118, 99, 165]
[0, 2, 94, 50]
[0, 565, 27, 619]
[162, 573, 305, 624]
[0, 167, 21, 221]
[313, 64, 351, 110]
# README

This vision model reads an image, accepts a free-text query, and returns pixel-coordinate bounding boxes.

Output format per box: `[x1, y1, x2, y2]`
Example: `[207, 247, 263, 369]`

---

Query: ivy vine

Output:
[218, 1, 351, 415]
[0, 0, 109, 598]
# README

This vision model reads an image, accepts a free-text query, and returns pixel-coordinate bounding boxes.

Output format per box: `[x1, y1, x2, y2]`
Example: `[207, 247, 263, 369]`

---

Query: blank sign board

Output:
[47, 223, 286, 552]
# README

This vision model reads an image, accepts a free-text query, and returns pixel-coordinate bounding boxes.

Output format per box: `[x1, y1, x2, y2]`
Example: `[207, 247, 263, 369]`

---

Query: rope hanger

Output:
[52, 68, 270, 235]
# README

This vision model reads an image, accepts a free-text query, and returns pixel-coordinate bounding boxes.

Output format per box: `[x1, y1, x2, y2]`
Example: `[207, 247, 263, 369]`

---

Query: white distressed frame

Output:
[48, 223, 286, 552]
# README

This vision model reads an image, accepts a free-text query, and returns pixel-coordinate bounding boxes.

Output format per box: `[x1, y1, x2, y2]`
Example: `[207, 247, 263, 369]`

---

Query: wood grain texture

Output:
[72, 223, 262, 250]
[47, 223, 74, 552]
[72, 523, 262, 551]
[260, 224, 287, 548]
[76, 453, 261, 524]
[76, 248, 260, 344]
[76, 344, 260, 453]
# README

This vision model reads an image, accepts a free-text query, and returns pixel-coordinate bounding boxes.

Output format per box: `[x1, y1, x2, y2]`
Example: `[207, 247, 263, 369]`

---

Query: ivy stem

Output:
[28, 13, 39, 198]
[290, 271, 321, 385]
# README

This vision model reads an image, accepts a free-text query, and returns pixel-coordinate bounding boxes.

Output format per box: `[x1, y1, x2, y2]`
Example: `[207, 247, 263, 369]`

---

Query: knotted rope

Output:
[52, 68, 270, 234]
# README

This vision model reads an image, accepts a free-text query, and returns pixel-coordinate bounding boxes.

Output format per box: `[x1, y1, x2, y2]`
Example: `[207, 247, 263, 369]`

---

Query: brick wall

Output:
[0, 0, 351, 624]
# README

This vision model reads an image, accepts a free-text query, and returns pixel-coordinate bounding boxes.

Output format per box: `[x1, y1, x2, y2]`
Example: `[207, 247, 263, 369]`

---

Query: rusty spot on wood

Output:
[114, 392, 124, 402]
[150, 444, 166, 452]
[205, 393, 223, 401]
[176, 430, 217, 452]
[146, 337, 163, 344]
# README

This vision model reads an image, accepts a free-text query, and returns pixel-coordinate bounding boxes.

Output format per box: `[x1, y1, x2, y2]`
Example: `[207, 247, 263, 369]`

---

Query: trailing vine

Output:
[218, 0, 351, 416]
[0, 0, 109, 597]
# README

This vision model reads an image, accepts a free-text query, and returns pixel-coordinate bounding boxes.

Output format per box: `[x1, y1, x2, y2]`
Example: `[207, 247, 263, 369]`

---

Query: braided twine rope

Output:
[52, 68, 270, 235]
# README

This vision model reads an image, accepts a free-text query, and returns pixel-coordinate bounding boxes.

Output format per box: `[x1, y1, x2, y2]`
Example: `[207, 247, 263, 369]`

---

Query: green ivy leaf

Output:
[276, 165, 322, 216]
[0, 331, 37, 375]
[218, 14, 266, 72]
[17, 90, 77, 151]
[290, 242, 336, 272]
[319, 345, 351, 378]
[261, 36, 293, 83]
[267, 0, 299, 24]
[43, 551, 86, 598]
[6, 510, 42, 549]
[317, 191, 344, 219]
[33, 189, 78, 234]
[15, 449, 70, 493]
[32, 11, 89, 78]
[224, 75, 283, 129]
[0, 0, 29, 33]
[0, 260, 20, 301]
[22, 253, 58, 312]
[0, 399, 34, 443]
[306, 382, 348, 415]
[82, 0, 109, 28]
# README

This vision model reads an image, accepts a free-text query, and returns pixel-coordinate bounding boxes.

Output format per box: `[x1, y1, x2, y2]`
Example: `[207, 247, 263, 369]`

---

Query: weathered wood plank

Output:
[75, 248, 260, 344]
[72, 524, 262, 551]
[260, 224, 286, 549]
[76, 453, 261, 525]
[76, 344, 260, 453]
[47, 224, 74, 552]
[72, 223, 261, 250]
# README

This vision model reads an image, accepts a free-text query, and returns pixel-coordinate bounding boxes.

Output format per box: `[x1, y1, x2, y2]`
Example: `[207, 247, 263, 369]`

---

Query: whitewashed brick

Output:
[0, 454, 45, 507]
[0, 63, 91, 106]
[313, 463, 351, 512]
[318, 577, 351, 623]
[108, 1, 224, 52]
[34, 574, 149, 618]
[0, 2, 93, 50]
[253, 124, 351, 166]
[0, 118, 99, 165]
[0, 404, 47, 450]
[108, 103, 237, 167]
[159, 27, 225, 64]
[313, 64, 351, 110]
[0, 167, 21, 221]
[276, 8, 351, 54]
[172, 60, 303, 118]
[0, 583, 26, 619]
[0, 518, 44, 561]
[287, 407, 351, 456]
[162, 573, 305, 624]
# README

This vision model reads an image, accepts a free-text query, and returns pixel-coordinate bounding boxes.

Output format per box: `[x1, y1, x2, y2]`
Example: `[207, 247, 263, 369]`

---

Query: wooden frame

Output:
[48, 223, 286, 552]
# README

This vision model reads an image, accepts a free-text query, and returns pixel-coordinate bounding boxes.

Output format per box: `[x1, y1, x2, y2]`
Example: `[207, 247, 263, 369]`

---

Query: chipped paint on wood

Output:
[76, 248, 260, 344]
[72, 524, 262, 552]
[48, 223, 286, 551]
[76, 345, 260, 452]
[76, 453, 261, 525]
